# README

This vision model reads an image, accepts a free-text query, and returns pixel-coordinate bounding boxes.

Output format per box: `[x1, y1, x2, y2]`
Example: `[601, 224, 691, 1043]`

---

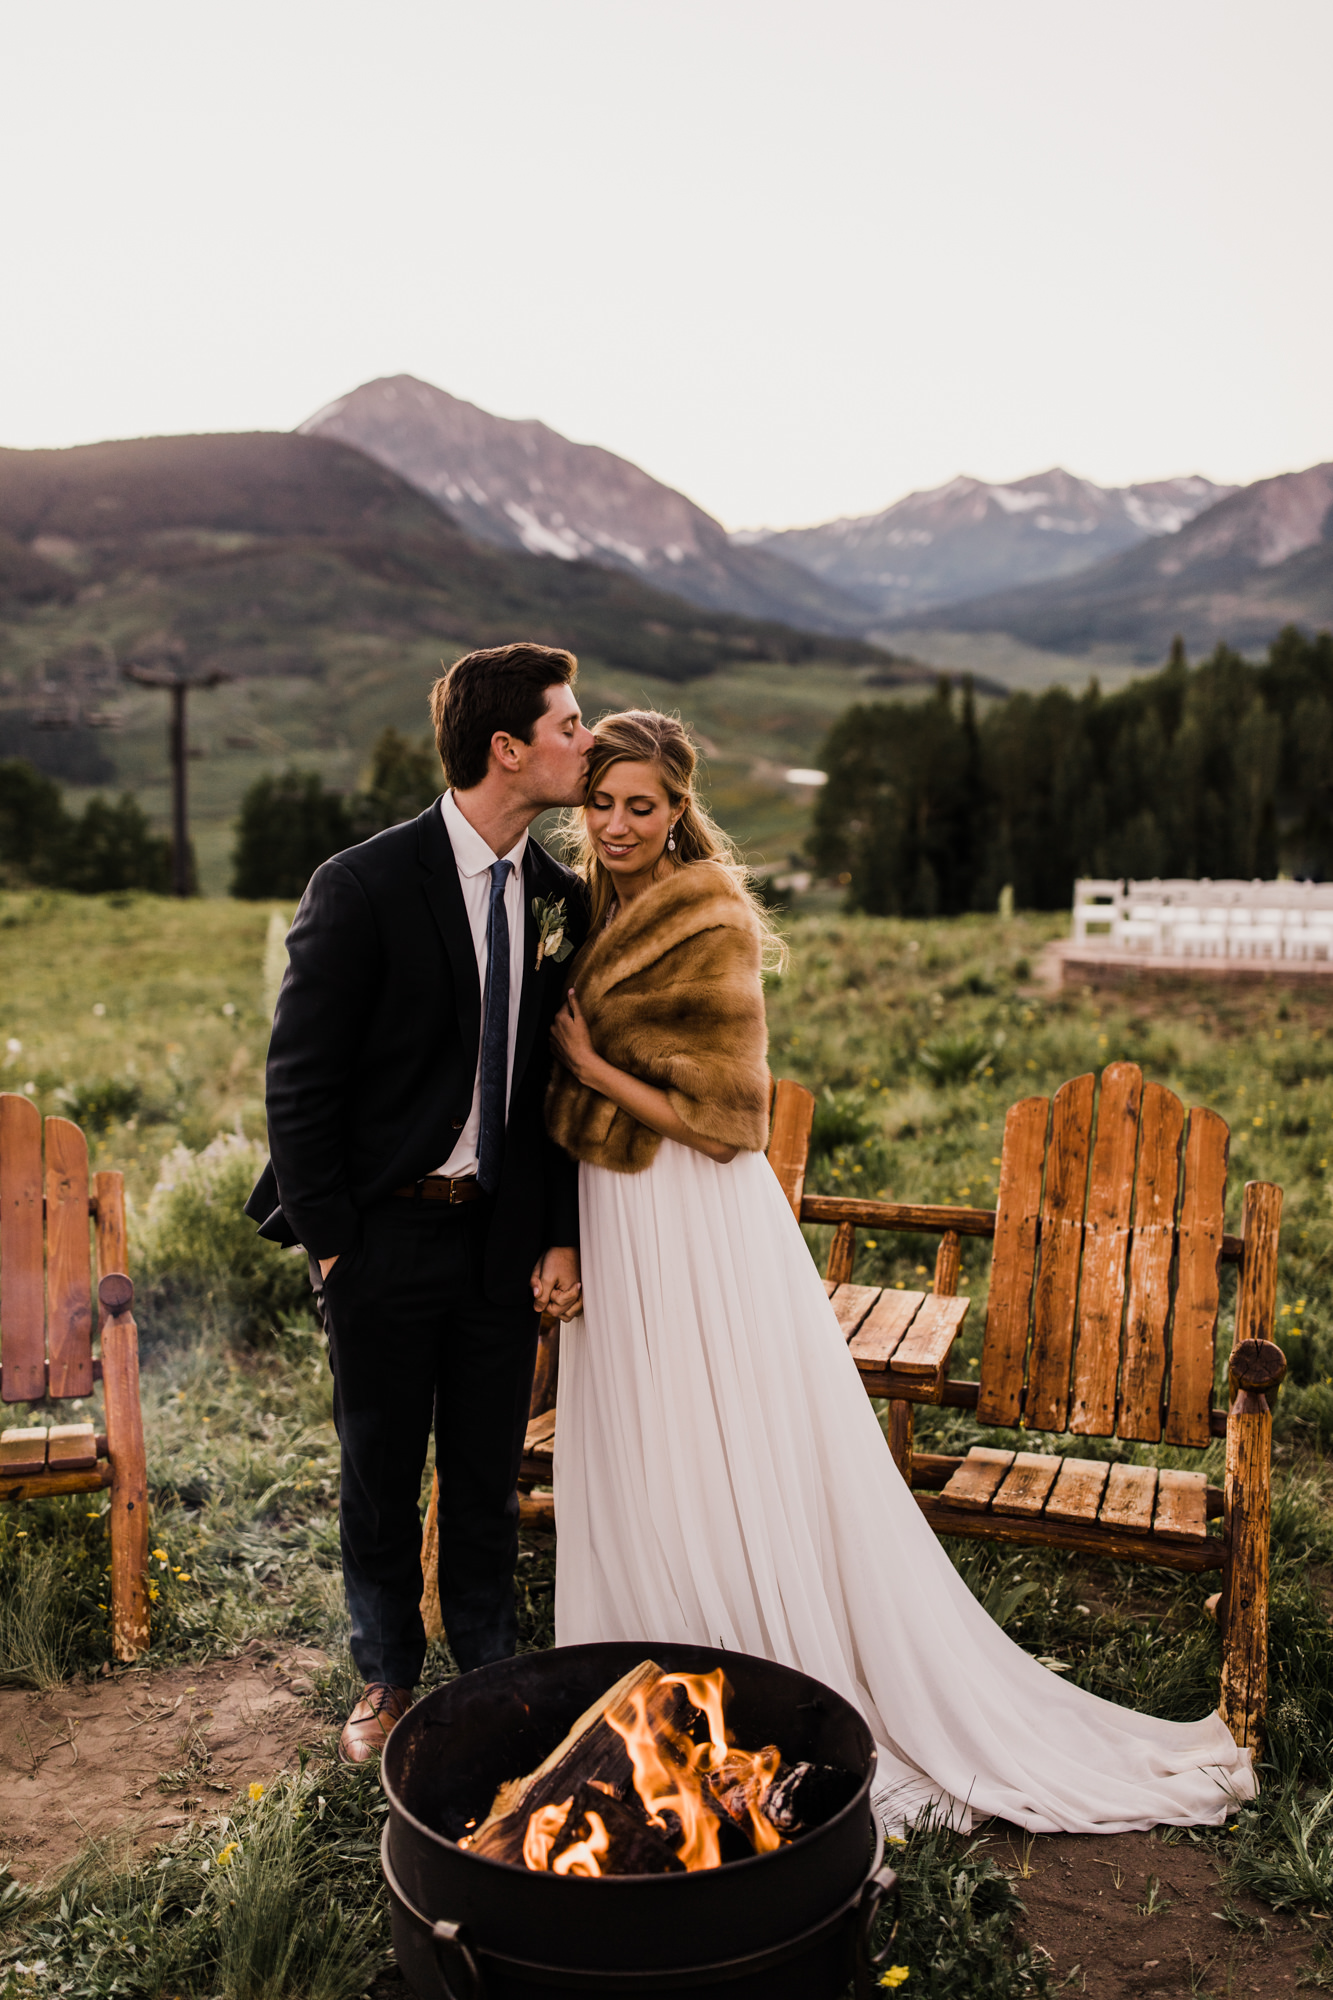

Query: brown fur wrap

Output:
[545, 861, 770, 1174]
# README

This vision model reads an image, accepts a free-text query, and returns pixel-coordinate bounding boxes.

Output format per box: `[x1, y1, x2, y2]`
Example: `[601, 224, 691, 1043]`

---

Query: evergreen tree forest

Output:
[810, 625, 1333, 915]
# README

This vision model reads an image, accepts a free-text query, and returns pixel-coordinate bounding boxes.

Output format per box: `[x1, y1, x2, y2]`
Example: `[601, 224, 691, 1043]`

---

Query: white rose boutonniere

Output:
[533, 895, 573, 971]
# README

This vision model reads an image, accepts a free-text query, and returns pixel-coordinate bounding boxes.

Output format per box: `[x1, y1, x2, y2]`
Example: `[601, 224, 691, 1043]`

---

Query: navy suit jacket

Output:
[244, 799, 585, 1306]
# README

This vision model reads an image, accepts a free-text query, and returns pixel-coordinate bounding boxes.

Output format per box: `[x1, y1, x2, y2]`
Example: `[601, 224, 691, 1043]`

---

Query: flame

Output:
[522, 1799, 572, 1872]
[551, 1809, 609, 1876]
[521, 1669, 788, 1875]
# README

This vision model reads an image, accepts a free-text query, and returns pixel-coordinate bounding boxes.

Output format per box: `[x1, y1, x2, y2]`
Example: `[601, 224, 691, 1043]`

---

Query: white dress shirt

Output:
[433, 790, 528, 1179]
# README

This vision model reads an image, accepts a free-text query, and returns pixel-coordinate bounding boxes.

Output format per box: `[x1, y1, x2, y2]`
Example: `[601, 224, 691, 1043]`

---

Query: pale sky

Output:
[2, 0, 1329, 529]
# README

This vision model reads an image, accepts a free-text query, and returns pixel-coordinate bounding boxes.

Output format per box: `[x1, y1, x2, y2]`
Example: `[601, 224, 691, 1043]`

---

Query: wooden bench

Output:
[428, 1064, 1285, 1751]
[0, 1093, 150, 1659]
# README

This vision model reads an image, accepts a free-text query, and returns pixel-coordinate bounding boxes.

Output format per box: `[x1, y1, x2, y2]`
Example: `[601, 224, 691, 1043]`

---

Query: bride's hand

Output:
[550, 988, 600, 1085]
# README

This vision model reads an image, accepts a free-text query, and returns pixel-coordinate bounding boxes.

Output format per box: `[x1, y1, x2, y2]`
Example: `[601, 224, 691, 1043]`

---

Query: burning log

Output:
[761, 1761, 861, 1837]
[535, 1783, 686, 1877]
[468, 1660, 693, 1866]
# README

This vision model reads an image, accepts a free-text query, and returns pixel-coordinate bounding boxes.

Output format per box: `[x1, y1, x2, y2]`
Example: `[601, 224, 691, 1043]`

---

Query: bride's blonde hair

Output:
[564, 709, 786, 966]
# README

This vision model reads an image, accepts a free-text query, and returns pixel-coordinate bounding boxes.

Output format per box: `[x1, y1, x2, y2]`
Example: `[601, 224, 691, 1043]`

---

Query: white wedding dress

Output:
[554, 1138, 1254, 1833]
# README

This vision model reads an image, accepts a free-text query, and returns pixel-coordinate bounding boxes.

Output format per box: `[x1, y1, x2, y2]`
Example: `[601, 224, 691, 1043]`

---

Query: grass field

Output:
[2, 894, 1332, 1996]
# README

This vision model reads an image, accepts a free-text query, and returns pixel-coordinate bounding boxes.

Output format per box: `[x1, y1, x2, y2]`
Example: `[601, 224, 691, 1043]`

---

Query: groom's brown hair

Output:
[430, 641, 578, 789]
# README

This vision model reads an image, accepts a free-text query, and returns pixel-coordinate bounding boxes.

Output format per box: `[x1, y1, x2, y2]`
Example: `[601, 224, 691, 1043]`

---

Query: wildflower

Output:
[217, 1842, 239, 1866]
[880, 1969, 911, 1989]
[153, 1549, 168, 1563]
[249, 1782, 264, 1801]
[92, 1003, 106, 1017]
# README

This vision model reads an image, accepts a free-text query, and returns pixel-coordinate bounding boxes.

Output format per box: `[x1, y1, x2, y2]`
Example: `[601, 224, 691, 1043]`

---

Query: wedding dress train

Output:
[554, 1138, 1254, 1833]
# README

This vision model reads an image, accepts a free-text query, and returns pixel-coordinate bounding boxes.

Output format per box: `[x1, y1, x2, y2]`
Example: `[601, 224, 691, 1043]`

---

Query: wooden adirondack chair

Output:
[0, 1093, 150, 1660]
[787, 1061, 1285, 1752]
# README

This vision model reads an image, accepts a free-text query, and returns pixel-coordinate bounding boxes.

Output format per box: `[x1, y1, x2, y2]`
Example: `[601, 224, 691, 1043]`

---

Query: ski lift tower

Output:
[122, 639, 231, 897]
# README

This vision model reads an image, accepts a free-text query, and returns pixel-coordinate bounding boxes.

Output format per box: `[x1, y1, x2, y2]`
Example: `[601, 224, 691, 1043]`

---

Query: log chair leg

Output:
[99, 1277, 150, 1661]
[1219, 1184, 1287, 1756]
[419, 1470, 444, 1644]
[825, 1222, 857, 1287]
[888, 1401, 913, 1486]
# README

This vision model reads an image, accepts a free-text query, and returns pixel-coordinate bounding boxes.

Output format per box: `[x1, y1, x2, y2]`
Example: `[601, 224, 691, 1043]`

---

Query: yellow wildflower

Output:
[249, 1783, 264, 1802]
[217, 1842, 239, 1865]
[880, 1970, 911, 1990]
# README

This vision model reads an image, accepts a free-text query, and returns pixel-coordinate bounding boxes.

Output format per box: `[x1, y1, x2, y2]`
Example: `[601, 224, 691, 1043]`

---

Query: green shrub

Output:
[54, 1076, 144, 1133]
[134, 1136, 311, 1346]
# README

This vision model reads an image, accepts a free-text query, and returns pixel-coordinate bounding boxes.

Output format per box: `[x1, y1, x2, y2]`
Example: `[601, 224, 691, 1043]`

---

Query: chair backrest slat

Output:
[1, 1092, 47, 1403]
[93, 1169, 128, 1291]
[1068, 1061, 1141, 1435]
[1026, 1073, 1096, 1432]
[767, 1079, 816, 1220]
[1165, 1109, 1229, 1446]
[976, 1095, 1049, 1426]
[45, 1117, 93, 1399]
[1117, 1081, 1184, 1440]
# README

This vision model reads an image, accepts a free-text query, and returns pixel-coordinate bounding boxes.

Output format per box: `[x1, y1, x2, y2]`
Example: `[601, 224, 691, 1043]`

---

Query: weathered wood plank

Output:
[914, 1495, 1224, 1572]
[1153, 1467, 1208, 1540]
[939, 1445, 1014, 1511]
[1118, 1082, 1184, 1440]
[976, 1096, 1049, 1427]
[1026, 1075, 1096, 1433]
[891, 1293, 969, 1378]
[524, 1408, 558, 1459]
[825, 1222, 858, 1286]
[0, 1426, 47, 1473]
[992, 1450, 1064, 1517]
[47, 1422, 98, 1471]
[826, 1282, 882, 1341]
[1069, 1063, 1141, 1436]
[45, 1117, 93, 1400]
[1044, 1455, 1111, 1524]
[767, 1079, 816, 1218]
[1098, 1461, 1158, 1531]
[1165, 1109, 1229, 1447]
[1, 1093, 46, 1404]
[847, 1289, 924, 1371]
[100, 1279, 150, 1660]
[0, 1463, 111, 1501]
[888, 1400, 913, 1485]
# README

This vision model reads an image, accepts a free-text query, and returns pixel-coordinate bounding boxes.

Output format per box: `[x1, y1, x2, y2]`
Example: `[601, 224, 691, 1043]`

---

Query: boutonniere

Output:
[533, 894, 573, 970]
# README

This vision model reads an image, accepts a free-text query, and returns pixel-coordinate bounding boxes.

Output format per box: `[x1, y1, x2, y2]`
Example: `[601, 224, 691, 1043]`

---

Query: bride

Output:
[545, 707, 1253, 1833]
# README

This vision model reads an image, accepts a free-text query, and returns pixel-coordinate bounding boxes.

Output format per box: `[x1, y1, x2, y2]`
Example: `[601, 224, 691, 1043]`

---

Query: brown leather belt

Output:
[391, 1175, 481, 1205]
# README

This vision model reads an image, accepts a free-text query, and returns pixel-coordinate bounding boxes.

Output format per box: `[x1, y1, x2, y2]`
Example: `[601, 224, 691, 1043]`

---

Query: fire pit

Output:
[381, 1641, 898, 2000]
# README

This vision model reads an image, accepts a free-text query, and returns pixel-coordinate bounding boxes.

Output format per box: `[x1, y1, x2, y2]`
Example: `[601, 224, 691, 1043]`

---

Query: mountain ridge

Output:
[299, 375, 876, 635]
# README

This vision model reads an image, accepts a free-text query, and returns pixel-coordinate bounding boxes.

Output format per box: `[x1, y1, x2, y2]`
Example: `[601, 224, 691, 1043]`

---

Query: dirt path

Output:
[999, 1825, 1316, 1996]
[0, 1642, 328, 1885]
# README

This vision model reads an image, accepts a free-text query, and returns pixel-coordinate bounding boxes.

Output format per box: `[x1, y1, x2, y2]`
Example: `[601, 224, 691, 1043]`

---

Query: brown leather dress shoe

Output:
[338, 1682, 414, 1765]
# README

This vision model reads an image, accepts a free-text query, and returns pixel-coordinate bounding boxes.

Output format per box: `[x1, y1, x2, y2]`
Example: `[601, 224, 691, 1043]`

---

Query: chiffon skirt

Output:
[553, 1139, 1254, 1833]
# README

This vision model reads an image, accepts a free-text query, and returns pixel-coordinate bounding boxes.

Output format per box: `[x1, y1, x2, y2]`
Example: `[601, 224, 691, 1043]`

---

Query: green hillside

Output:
[0, 433, 918, 889]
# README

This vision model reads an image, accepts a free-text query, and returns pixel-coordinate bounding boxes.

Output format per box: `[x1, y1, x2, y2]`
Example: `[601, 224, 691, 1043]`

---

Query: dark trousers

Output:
[322, 1197, 539, 1688]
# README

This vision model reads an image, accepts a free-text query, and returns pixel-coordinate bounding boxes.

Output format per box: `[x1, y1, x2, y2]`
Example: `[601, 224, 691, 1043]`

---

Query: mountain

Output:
[299, 375, 875, 635]
[892, 461, 1333, 660]
[744, 468, 1235, 621]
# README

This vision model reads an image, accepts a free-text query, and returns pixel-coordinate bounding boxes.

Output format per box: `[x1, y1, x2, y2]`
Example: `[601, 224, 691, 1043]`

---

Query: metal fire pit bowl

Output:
[381, 1640, 898, 2000]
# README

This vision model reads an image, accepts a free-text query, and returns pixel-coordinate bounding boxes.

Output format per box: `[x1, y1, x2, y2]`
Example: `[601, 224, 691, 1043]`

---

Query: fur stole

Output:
[545, 860, 770, 1174]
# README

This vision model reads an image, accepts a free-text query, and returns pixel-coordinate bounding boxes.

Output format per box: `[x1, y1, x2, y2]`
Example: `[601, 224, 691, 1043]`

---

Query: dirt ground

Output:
[997, 1824, 1319, 1996]
[0, 1642, 328, 1884]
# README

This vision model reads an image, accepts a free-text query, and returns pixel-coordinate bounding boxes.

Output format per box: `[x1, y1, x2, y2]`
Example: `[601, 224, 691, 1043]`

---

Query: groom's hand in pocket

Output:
[531, 1245, 582, 1320]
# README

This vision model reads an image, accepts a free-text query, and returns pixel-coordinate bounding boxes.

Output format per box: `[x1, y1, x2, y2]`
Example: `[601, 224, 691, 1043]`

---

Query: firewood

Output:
[468, 1660, 693, 1865]
[546, 1783, 684, 1876]
[761, 1761, 859, 1836]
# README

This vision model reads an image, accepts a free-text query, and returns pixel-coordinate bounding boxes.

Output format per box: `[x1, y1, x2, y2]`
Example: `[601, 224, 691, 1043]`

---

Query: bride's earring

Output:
[667, 823, 677, 852]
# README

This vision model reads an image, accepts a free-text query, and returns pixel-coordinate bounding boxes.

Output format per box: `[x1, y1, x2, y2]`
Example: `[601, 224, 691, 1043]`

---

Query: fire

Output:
[520, 1668, 788, 1876]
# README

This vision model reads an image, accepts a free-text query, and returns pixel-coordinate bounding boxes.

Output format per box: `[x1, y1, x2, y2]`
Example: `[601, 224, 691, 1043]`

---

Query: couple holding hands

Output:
[249, 641, 1251, 1835]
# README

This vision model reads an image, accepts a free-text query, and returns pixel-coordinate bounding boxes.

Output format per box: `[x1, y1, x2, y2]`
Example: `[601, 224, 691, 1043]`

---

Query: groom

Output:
[245, 641, 594, 1761]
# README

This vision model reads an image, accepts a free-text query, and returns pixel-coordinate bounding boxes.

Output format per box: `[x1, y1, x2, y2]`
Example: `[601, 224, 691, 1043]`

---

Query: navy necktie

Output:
[476, 857, 512, 1193]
